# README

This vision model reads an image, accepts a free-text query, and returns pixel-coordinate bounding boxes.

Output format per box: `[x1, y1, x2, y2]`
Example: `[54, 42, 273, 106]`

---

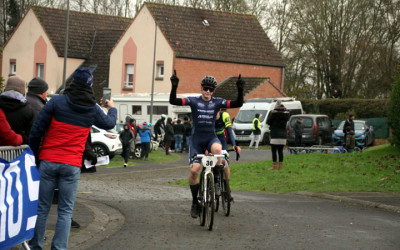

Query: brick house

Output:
[2, 2, 285, 118]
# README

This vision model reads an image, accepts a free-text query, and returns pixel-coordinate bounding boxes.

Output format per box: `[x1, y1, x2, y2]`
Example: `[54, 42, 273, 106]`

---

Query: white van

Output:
[232, 98, 303, 144]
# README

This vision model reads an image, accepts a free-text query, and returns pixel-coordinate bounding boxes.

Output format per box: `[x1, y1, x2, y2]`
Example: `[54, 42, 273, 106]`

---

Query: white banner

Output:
[0, 147, 40, 249]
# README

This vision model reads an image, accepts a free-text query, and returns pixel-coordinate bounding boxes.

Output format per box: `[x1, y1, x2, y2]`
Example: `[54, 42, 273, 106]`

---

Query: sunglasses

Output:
[202, 87, 215, 92]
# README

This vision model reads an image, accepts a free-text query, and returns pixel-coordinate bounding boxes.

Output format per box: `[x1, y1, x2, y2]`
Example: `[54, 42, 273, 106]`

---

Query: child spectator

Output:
[139, 122, 151, 160]
[120, 124, 134, 167]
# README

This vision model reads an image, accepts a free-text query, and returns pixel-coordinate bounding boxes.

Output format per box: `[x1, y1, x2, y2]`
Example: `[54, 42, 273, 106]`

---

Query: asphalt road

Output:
[72, 149, 400, 250]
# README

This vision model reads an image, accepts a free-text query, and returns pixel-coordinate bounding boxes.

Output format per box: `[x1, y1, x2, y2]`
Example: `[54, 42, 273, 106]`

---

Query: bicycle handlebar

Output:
[191, 148, 240, 161]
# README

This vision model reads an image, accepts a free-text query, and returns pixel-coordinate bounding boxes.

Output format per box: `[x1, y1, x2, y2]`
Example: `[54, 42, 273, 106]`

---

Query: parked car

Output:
[287, 114, 335, 146]
[91, 125, 122, 159]
[332, 120, 375, 147]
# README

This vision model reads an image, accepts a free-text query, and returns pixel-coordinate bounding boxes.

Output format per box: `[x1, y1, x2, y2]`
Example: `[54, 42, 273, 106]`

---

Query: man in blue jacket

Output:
[29, 68, 117, 250]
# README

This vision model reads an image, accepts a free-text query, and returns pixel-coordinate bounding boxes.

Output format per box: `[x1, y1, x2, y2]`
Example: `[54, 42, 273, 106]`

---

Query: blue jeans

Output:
[186, 136, 191, 152]
[174, 134, 183, 152]
[29, 161, 81, 250]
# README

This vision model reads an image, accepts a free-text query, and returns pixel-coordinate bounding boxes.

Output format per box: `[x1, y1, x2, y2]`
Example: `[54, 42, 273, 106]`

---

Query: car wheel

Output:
[135, 146, 142, 159]
[92, 144, 109, 158]
[262, 133, 270, 145]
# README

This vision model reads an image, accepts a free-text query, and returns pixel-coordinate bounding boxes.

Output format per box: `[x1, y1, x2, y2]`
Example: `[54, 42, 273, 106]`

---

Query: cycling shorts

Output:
[189, 133, 221, 164]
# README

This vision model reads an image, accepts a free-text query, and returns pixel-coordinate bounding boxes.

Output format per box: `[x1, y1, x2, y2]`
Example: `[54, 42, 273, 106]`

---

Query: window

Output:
[156, 61, 164, 80]
[157, 64, 164, 78]
[10, 60, 16, 75]
[132, 105, 142, 115]
[125, 64, 134, 88]
[147, 105, 168, 115]
[37, 63, 44, 78]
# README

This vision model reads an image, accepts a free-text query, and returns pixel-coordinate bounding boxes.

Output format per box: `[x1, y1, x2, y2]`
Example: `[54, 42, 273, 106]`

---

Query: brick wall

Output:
[174, 58, 284, 93]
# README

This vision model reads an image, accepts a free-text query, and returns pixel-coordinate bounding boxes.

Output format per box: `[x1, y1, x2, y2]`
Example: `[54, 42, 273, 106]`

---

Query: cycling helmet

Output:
[201, 76, 217, 88]
[161, 114, 166, 119]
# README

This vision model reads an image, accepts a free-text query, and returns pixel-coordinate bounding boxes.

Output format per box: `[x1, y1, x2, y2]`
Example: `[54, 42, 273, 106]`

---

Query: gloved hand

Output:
[170, 70, 179, 87]
[236, 74, 245, 91]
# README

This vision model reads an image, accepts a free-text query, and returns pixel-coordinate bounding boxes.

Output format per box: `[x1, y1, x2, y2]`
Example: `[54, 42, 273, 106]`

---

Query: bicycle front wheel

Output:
[205, 173, 215, 231]
[199, 172, 206, 226]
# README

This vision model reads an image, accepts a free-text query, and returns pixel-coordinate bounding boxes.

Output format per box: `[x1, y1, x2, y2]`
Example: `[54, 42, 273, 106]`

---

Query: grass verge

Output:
[175, 144, 400, 193]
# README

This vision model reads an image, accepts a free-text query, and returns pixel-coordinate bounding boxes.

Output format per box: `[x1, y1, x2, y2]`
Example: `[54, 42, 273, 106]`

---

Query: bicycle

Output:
[192, 153, 225, 231]
[214, 149, 240, 216]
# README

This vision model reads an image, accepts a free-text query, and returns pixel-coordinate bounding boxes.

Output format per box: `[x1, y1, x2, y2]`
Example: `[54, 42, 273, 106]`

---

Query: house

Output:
[1, 6, 131, 98]
[2, 3, 285, 119]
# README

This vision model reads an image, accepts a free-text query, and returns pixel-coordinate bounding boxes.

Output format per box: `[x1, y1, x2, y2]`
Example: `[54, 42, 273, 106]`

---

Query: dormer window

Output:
[202, 20, 210, 26]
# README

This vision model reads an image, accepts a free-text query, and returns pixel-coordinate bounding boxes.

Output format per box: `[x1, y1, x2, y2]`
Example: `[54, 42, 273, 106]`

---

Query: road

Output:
[72, 149, 400, 250]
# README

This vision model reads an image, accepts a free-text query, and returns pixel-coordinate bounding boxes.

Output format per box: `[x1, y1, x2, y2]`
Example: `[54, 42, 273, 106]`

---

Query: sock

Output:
[190, 184, 200, 204]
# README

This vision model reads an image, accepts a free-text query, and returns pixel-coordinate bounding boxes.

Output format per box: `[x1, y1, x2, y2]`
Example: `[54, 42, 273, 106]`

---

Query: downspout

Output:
[280, 66, 285, 90]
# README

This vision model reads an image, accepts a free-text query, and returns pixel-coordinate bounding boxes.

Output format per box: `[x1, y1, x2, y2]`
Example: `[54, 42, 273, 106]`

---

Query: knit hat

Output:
[28, 77, 48, 95]
[5, 75, 26, 96]
[73, 67, 93, 87]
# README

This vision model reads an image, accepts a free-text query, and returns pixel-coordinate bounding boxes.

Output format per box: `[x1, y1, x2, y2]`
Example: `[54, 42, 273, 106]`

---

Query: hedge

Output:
[388, 77, 400, 147]
[299, 98, 389, 119]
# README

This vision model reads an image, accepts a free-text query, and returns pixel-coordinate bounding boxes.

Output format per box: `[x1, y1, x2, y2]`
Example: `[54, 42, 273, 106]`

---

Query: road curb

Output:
[69, 198, 125, 249]
[295, 191, 400, 214]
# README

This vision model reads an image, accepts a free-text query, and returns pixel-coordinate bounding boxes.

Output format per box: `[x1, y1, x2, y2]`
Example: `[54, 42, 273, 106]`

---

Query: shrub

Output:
[388, 77, 400, 148]
[300, 99, 389, 119]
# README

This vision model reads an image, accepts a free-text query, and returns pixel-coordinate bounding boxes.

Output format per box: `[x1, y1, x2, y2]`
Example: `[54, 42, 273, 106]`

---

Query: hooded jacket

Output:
[29, 82, 117, 167]
[0, 108, 23, 146]
[0, 94, 36, 143]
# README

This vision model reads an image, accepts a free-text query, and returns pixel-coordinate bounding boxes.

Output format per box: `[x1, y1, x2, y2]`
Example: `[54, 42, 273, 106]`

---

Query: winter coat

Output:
[267, 106, 290, 139]
[29, 82, 117, 167]
[173, 123, 185, 135]
[0, 94, 36, 143]
[139, 126, 151, 143]
[26, 92, 47, 115]
[120, 127, 134, 146]
[293, 121, 304, 136]
[165, 118, 174, 141]
[0, 108, 23, 146]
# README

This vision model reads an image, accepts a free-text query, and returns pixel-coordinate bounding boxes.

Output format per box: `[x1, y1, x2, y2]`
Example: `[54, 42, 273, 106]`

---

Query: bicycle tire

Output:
[205, 173, 215, 231]
[222, 179, 231, 216]
[198, 171, 206, 226]
[215, 170, 222, 212]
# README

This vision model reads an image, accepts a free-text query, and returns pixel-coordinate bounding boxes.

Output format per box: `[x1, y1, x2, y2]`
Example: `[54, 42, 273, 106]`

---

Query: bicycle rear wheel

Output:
[222, 179, 231, 216]
[205, 173, 215, 230]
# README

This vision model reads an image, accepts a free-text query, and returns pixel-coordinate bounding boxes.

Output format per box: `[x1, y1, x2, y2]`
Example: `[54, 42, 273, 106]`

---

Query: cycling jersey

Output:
[215, 111, 236, 149]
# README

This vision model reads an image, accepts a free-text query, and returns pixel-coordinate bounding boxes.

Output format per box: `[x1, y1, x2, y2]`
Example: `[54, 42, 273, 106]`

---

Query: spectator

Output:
[139, 122, 152, 160]
[81, 132, 98, 172]
[173, 119, 185, 153]
[345, 126, 356, 153]
[0, 108, 23, 146]
[183, 116, 192, 153]
[165, 117, 174, 155]
[120, 123, 133, 167]
[249, 113, 262, 150]
[343, 114, 355, 144]
[267, 101, 290, 170]
[0, 75, 35, 143]
[293, 117, 304, 147]
[28, 67, 117, 250]
[26, 77, 49, 115]
[128, 118, 138, 159]
[154, 114, 166, 141]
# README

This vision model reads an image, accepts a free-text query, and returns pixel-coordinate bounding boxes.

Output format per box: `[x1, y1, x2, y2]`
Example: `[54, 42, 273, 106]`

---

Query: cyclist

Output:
[169, 70, 244, 218]
[215, 109, 241, 196]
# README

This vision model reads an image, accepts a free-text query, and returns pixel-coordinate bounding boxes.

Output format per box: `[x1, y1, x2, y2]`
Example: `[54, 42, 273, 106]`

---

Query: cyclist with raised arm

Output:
[169, 70, 244, 218]
[215, 109, 241, 196]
